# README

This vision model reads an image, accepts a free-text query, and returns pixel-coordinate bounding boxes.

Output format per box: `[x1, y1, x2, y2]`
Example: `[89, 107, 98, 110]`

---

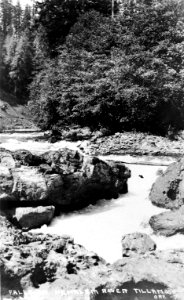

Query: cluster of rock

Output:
[0, 214, 108, 297]
[1, 215, 184, 300]
[0, 147, 130, 229]
[49, 126, 103, 143]
[78, 132, 184, 157]
[2, 138, 184, 299]
[149, 157, 184, 237]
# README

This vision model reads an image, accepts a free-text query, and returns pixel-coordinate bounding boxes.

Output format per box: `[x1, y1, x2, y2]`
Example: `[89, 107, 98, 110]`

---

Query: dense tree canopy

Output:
[0, 0, 34, 101]
[29, 0, 184, 135]
[1, 0, 184, 136]
[34, 0, 118, 54]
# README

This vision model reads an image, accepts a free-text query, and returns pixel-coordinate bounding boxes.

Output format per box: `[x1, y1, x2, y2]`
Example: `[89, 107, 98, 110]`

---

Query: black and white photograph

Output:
[1, 0, 184, 299]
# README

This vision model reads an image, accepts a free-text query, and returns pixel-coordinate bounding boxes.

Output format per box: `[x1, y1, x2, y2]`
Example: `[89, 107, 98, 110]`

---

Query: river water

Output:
[1, 132, 184, 263]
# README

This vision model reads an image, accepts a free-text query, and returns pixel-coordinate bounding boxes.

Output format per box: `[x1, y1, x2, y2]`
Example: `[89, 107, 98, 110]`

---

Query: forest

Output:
[1, 0, 184, 136]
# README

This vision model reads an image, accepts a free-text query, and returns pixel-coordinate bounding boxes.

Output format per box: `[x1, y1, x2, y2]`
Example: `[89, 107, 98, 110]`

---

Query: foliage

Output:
[12, 1, 22, 33]
[1, 0, 184, 136]
[34, 0, 118, 54]
[0, 0, 13, 37]
[9, 30, 34, 98]
[29, 0, 184, 135]
[0, 0, 34, 101]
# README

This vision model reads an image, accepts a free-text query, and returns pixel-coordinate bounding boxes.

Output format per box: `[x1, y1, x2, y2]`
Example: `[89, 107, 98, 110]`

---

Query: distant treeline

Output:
[1, 0, 184, 135]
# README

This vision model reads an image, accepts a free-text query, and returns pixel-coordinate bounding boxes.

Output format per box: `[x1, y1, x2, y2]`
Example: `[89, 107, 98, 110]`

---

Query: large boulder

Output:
[12, 149, 43, 166]
[111, 249, 184, 300]
[1, 217, 184, 300]
[0, 148, 131, 210]
[0, 150, 16, 204]
[10, 166, 63, 205]
[40, 148, 83, 174]
[149, 158, 184, 209]
[92, 232, 183, 300]
[11, 166, 51, 201]
[121, 232, 156, 257]
[0, 165, 13, 195]
[7, 206, 55, 230]
[0, 215, 109, 299]
[61, 126, 93, 141]
[149, 206, 184, 236]
[0, 148, 16, 168]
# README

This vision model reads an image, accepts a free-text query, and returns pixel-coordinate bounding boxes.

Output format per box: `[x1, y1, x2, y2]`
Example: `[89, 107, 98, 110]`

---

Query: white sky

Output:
[12, 0, 34, 7]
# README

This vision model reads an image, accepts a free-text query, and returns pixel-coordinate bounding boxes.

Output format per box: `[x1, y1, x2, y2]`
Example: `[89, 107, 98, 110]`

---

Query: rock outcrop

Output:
[121, 232, 156, 257]
[149, 158, 184, 209]
[79, 131, 184, 157]
[112, 249, 184, 300]
[1, 221, 184, 300]
[61, 126, 94, 141]
[0, 148, 130, 212]
[6, 206, 55, 230]
[0, 214, 109, 299]
[149, 206, 184, 236]
[109, 232, 184, 300]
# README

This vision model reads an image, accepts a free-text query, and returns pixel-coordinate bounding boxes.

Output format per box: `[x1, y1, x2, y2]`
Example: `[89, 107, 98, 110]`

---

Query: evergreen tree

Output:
[34, 0, 119, 54]
[21, 4, 32, 30]
[0, 0, 13, 37]
[9, 29, 33, 98]
[33, 25, 49, 71]
[0, 27, 6, 89]
[0, 0, 34, 100]
[12, 0, 22, 33]
[29, 0, 184, 135]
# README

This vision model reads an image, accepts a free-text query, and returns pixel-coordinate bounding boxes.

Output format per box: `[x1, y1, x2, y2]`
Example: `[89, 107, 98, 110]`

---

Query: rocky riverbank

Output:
[148, 157, 184, 238]
[0, 147, 130, 229]
[1, 214, 184, 300]
[76, 131, 184, 158]
[1, 134, 184, 299]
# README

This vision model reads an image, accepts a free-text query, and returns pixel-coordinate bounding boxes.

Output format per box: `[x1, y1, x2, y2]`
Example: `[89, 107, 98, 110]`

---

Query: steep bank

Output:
[0, 89, 38, 132]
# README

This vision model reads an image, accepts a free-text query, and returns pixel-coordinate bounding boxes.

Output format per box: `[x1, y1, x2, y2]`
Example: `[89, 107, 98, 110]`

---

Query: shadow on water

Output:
[91, 281, 175, 300]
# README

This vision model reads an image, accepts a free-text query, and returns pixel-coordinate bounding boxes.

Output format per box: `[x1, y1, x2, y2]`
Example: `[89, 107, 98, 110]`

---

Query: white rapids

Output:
[33, 163, 184, 263]
[0, 132, 81, 154]
[1, 132, 184, 263]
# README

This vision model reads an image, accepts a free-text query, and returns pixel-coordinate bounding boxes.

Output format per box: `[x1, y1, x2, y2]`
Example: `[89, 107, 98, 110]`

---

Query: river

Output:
[1, 132, 184, 263]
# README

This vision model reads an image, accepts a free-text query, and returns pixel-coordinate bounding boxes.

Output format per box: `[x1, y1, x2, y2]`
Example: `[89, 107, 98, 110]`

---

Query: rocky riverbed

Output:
[0, 147, 130, 216]
[77, 131, 184, 158]
[1, 214, 184, 300]
[1, 132, 184, 299]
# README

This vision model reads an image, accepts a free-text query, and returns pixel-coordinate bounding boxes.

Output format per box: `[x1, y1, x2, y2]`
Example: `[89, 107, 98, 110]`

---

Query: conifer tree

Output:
[0, 0, 13, 37]
[21, 4, 32, 30]
[12, 1, 22, 33]
[9, 29, 33, 98]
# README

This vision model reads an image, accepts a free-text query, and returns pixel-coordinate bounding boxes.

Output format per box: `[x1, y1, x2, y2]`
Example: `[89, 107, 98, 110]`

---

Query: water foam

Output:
[0, 132, 81, 154]
[1, 132, 183, 263]
[32, 164, 184, 263]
